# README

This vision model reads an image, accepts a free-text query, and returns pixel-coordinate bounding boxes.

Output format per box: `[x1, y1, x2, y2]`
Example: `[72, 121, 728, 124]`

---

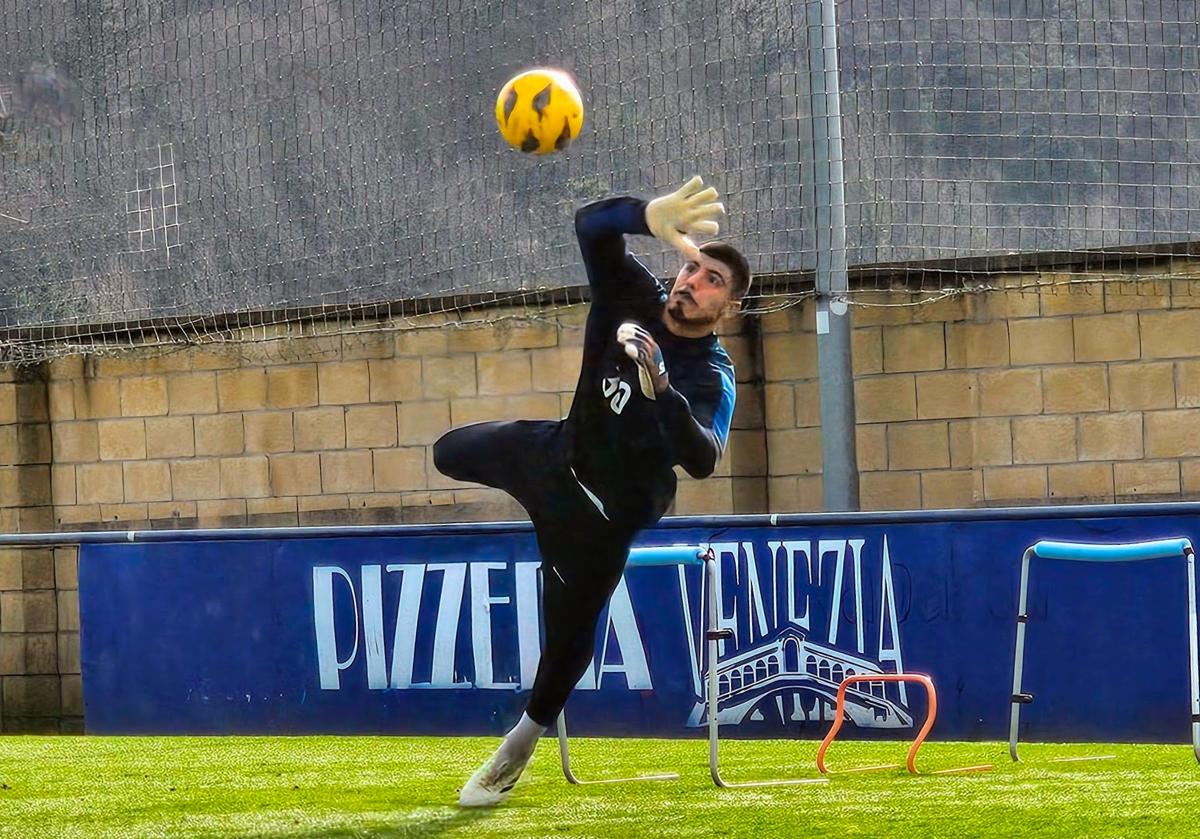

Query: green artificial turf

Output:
[0, 737, 1197, 838]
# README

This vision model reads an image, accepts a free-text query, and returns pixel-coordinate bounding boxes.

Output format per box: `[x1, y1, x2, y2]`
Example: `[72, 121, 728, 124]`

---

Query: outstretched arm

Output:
[575, 178, 724, 312]
[574, 196, 665, 311]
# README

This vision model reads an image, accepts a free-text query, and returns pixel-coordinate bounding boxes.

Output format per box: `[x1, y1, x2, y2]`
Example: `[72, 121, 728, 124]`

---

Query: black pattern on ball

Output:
[503, 89, 518, 122]
[532, 84, 552, 118]
[555, 123, 572, 150]
[521, 132, 539, 153]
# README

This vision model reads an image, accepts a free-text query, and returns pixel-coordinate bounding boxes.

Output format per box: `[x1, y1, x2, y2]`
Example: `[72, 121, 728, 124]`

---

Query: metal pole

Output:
[1009, 549, 1034, 762]
[706, 554, 724, 786]
[1186, 548, 1200, 763]
[806, 0, 859, 511]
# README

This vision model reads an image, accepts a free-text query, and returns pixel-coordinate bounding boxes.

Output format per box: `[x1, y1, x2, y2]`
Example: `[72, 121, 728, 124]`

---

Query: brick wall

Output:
[23, 311, 765, 536]
[6, 268, 1200, 729]
[0, 367, 70, 732]
[764, 270, 1200, 510]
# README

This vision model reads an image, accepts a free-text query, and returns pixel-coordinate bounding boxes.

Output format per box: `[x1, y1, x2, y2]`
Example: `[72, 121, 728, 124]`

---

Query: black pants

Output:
[433, 420, 639, 726]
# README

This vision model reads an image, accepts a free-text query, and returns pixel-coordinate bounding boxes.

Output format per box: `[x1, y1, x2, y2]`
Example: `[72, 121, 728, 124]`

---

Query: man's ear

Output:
[723, 297, 743, 317]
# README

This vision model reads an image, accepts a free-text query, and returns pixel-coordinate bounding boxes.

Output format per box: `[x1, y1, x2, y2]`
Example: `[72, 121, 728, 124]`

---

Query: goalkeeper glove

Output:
[617, 322, 668, 400]
[644, 176, 724, 258]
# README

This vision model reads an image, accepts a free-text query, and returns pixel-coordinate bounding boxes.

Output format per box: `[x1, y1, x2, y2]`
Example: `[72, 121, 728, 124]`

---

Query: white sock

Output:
[499, 712, 546, 762]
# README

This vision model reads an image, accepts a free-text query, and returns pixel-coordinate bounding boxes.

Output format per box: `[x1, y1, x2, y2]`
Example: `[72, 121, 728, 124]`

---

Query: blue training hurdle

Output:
[1009, 537, 1200, 763]
[556, 545, 828, 788]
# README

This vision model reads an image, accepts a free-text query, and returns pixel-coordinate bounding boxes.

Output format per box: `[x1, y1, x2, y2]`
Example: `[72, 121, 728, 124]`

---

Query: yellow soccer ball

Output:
[495, 68, 584, 155]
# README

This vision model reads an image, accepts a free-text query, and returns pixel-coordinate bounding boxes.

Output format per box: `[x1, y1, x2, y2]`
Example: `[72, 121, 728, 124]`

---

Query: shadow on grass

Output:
[276, 807, 494, 838]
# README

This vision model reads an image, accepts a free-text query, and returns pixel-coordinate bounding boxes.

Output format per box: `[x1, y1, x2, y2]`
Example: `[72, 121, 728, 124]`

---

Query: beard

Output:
[667, 295, 719, 327]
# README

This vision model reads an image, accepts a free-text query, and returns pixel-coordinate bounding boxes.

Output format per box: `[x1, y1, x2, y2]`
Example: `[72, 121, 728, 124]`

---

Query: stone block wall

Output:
[763, 271, 1200, 510]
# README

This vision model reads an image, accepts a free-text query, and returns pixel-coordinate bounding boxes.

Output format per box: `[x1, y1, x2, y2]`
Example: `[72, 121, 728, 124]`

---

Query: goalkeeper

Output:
[434, 177, 751, 807]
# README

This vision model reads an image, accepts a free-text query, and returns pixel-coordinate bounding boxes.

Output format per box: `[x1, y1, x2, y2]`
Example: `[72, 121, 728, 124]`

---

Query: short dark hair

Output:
[700, 241, 752, 301]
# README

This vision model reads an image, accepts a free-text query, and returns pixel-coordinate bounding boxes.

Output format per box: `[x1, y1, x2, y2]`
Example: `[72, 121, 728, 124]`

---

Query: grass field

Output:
[1, 736, 1197, 838]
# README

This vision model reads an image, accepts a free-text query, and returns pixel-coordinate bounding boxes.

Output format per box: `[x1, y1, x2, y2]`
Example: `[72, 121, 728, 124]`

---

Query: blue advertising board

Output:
[79, 505, 1200, 742]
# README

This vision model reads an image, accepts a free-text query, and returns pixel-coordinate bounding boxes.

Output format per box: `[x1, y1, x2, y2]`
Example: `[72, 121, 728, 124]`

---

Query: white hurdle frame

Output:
[556, 545, 828, 788]
[1009, 537, 1200, 764]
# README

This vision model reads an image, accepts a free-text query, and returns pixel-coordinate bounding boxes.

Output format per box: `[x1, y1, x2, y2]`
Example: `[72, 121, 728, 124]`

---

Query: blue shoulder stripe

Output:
[711, 360, 736, 453]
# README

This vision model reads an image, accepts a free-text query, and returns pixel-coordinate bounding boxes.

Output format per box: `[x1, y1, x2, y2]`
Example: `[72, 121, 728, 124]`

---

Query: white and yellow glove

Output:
[644, 176, 724, 258]
[617, 322, 668, 400]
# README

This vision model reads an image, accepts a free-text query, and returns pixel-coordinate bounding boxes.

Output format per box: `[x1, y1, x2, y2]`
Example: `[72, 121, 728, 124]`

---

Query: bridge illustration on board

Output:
[686, 626, 913, 729]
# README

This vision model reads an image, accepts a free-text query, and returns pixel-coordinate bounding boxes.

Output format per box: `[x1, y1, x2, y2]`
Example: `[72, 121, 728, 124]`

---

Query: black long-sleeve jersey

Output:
[563, 196, 737, 527]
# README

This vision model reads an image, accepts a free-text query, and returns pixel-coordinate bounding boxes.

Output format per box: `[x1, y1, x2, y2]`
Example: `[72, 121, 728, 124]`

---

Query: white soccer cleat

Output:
[457, 747, 530, 808]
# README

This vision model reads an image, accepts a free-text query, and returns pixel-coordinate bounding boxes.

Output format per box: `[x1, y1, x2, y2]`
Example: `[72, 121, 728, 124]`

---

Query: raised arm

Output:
[574, 196, 666, 310]
[575, 178, 724, 312]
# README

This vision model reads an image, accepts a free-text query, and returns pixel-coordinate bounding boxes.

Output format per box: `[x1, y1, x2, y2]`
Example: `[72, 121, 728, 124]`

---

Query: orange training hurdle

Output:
[817, 674, 937, 774]
[816, 674, 992, 776]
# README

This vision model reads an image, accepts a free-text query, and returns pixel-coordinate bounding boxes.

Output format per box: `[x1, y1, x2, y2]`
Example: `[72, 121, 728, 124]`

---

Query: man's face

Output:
[665, 252, 736, 327]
